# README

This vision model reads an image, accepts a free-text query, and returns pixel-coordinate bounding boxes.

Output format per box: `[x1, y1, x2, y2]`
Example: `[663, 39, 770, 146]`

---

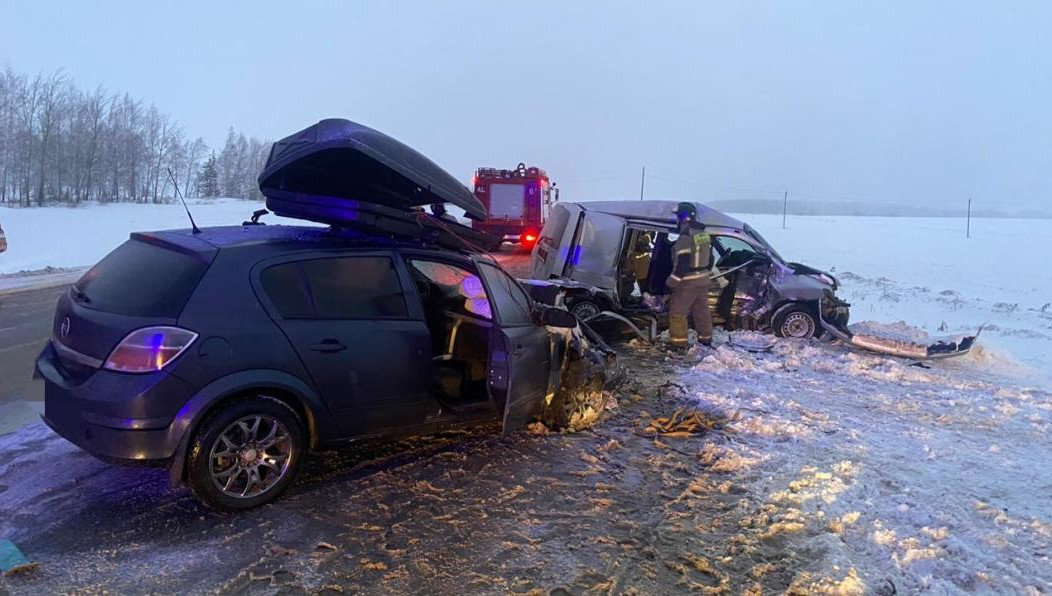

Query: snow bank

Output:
[0, 199, 295, 274]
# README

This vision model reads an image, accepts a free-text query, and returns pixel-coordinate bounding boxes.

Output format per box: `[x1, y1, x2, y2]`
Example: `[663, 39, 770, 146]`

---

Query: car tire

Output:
[543, 345, 608, 431]
[569, 300, 600, 322]
[187, 395, 306, 511]
[772, 304, 819, 339]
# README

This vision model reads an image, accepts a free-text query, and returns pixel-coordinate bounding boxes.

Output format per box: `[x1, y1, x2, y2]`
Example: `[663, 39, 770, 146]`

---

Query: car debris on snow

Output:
[641, 406, 735, 437]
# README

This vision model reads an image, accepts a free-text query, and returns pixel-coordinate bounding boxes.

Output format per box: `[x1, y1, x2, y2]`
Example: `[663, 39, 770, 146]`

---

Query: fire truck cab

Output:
[471, 163, 555, 251]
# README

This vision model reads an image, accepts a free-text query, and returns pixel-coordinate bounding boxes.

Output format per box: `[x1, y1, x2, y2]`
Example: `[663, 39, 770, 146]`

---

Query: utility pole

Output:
[782, 190, 788, 229]
[639, 166, 646, 201]
[966, 198, 971, 238]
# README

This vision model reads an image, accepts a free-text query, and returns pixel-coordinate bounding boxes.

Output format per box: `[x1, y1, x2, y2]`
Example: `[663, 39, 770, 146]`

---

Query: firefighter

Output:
[631, 232, 653, 294]
[666, 202, 713, 349]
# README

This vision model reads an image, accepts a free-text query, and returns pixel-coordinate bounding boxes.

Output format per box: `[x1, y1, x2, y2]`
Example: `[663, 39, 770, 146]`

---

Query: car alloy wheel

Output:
[209, 414, 293, 499]
[781, 311, 816, 338]
[570, 301, 600, 322]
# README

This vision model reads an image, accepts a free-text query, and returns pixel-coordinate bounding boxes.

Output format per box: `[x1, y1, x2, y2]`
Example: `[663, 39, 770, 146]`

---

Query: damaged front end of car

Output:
[539, 309, 620, 431]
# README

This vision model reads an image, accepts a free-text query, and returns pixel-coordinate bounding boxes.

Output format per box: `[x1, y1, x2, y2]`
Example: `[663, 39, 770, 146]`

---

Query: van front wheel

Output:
[772, 304, 819, 339]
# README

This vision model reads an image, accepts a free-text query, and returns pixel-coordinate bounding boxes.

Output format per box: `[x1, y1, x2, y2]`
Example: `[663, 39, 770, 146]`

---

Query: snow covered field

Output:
[0, 199, 270, 276]
[740, 214, 1052, 381]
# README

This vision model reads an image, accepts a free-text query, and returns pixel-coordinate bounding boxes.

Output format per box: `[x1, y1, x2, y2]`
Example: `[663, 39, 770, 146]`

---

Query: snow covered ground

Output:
[617, 331, 1052, 593]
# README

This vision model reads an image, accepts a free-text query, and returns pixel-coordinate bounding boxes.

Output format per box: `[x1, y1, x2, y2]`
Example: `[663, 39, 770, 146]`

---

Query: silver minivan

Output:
[527, 200, 849, 340]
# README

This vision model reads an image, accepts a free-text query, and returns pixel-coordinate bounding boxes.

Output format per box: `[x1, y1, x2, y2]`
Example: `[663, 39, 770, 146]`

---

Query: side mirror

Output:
[540, 307, 578, 328]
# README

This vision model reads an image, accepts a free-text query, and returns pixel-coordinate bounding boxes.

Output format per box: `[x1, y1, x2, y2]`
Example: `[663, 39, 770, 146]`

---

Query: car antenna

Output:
[167, 167, 201, 234]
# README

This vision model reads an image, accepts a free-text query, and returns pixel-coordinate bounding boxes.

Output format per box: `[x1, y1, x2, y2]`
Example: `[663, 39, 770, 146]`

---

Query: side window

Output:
[478, 263, 533, 326]
[260, 262, 313, 318]
[302, 256, 408, 319]
[408, 259, 492, 320]
[714, 235, 760, 257]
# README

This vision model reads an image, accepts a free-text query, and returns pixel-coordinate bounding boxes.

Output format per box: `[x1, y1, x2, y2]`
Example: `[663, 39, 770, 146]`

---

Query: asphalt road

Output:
[0, 285, 65, 405]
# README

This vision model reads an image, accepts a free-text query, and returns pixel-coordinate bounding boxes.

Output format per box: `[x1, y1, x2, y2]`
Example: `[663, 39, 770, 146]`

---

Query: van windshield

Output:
[743, 224, 784, 263]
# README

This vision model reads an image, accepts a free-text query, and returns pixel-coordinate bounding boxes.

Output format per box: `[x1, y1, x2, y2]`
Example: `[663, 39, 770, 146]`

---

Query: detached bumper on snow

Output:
[818, 300, 981, 360]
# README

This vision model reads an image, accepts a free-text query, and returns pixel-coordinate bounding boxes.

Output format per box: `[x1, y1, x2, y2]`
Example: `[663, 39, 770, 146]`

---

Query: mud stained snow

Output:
[1, 331, 1050, 593]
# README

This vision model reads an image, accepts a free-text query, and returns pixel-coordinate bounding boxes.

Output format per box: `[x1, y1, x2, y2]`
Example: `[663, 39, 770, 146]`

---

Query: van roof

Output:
[576, 200, 745, 229]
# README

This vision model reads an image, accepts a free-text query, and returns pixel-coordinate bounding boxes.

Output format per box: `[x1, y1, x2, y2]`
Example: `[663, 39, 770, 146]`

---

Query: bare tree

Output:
[182, 137, 207, 198]
[0, 67, 270, 206]
[34, 71, 68, 205]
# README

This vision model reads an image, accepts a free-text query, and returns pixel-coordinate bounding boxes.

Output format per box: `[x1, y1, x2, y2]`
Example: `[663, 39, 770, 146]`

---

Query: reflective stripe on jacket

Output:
[668, 228, 712, 282]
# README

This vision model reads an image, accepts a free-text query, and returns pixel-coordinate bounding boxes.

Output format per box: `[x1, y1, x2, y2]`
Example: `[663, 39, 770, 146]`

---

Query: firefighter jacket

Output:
[668, 226, 712, 285]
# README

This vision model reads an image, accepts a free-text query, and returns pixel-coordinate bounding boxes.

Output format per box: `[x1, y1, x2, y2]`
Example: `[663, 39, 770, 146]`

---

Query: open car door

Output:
[476, 261, 554, 436]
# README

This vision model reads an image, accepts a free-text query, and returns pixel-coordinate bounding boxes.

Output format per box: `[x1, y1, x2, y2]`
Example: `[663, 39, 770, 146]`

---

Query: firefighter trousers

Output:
[668, 274, 712, 347]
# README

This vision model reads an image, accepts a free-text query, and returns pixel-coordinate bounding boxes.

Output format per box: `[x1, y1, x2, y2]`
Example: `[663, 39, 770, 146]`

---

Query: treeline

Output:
[0, 67, 269, 207]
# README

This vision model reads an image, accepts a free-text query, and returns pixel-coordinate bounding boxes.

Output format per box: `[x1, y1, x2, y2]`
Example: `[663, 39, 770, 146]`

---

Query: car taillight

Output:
[103, 326, 198, 373]
[523, 231, 538, 244]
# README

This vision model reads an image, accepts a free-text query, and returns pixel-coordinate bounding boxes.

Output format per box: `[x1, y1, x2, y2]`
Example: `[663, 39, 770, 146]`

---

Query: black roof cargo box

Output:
[258, 118, 486, 223]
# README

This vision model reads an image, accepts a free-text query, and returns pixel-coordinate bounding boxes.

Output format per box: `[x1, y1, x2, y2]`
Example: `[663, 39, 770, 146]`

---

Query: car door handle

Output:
[513, 344, 524, 356]
[310, 339, 347, 353]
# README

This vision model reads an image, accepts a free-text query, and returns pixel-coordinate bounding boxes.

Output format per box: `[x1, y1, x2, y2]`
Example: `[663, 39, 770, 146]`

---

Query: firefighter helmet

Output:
[673, 202, 697, 221]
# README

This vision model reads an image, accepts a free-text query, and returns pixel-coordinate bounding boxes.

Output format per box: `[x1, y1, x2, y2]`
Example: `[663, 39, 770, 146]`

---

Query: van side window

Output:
[302, 256, 408, 319]
[260, 262, 313, 318]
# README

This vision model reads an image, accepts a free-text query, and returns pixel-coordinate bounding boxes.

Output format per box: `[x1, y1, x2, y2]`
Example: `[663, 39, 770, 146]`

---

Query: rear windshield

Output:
[73, 240, 210, 317]
[540, 204, 571, 244]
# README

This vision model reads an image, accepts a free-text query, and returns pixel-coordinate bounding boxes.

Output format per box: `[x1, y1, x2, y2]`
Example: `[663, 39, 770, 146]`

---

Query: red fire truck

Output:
[471, 163, 556, 251]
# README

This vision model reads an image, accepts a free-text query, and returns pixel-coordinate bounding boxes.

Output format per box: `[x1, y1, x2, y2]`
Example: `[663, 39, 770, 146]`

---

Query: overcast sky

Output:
[2, 1, 1049, 210]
